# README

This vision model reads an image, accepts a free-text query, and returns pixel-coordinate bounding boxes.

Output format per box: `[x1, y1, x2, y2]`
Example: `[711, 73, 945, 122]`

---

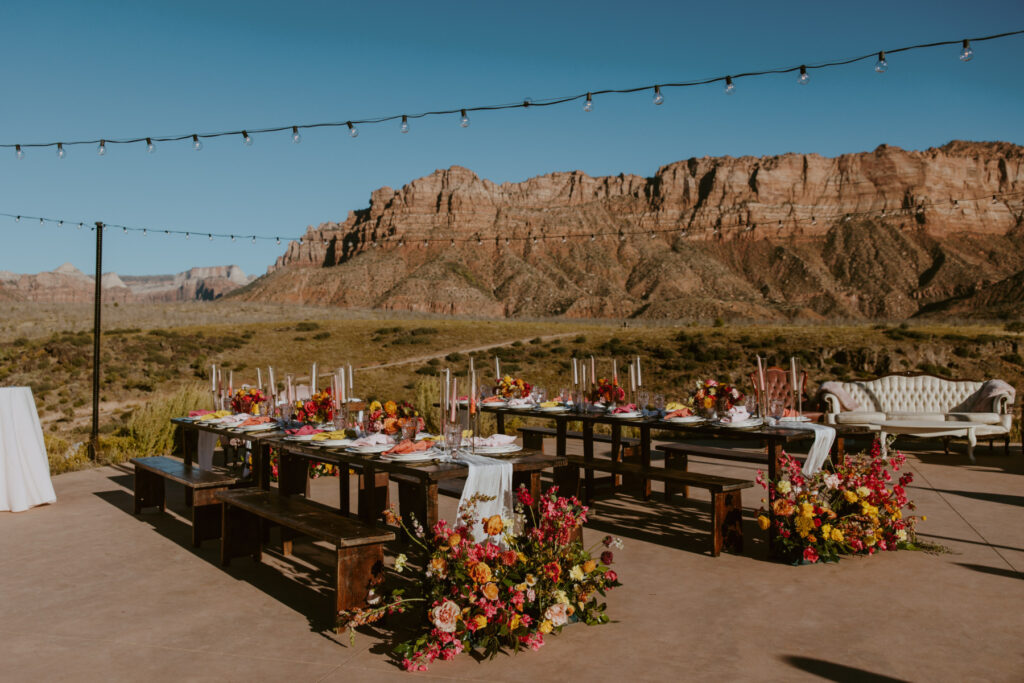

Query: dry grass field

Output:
[1, 301, 1021, 472]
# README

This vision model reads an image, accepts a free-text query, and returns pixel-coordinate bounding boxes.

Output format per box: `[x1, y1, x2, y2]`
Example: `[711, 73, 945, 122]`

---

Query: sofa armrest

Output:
[821, 393, 840, 424]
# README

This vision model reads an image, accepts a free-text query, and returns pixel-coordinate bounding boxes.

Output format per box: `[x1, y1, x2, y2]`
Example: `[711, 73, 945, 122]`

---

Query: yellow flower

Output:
[514, 582, 527, 592]
[799, 502, 814, 518]
[757, 515, 771, 531]
[844, 490, 858, 503]
[467, 562, 492, 584]
[807, 534, 817, 543]
[509, 613, 521, 630]
[369, 400, 382, 413]
[473, 614, 488, 629]
[525, 573, 537, 587]
[539, 620, 553, 634]
[922, 515, 927, 521]
[795, 516, 814, 536]
[776, 480, 792, 495]
[482, 582, 499, 601]
[831, 528, 844, 543]
[569, 565, 584, 581]
[518, 552, 528, 563]
[583, 560, 597, 574]
[384, 400, 398, 416]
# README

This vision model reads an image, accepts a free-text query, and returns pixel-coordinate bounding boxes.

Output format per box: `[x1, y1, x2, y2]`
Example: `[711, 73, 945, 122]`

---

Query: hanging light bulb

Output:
[77, 222, 83, 230]
[532, 235, 538, 244]
[590, 234, 596, 242]
[398, 238, 404, 247]
[619, 233, 626, 241]
[208, 233, 213, 241]
[40, 217, 45, 225]
[476, 235, 483, 245]
[400, 115, 409, 134]
[185, 232, 190, 239]
[583, 93, 593, 112]
[58, 220, 63, 227]
[122, 226, 127, 233]
[875, 51, 888, 73]
[505, 237, 510, 246]
[143, 228, 147, 236]
[561, 235, 567, 243]
[960, 39, 973, 62]
[798, 66, 809, 85]
[97, 139, 106, 156]
[57, 143, 65, 159]
[460, 109, 470, 128]
[276, 237, 281, 244]
[230, 235, 236, 241]
[423, 238, 429, 248]
[15, 215, 21, 222]
[811, 216, 817, 225]
[15, 144, 24, 160]
[652, 86, 664, 106]
[242, 131, 253, 146]
[347, 121, 359, 138]
[146, 138, 155, 154]
[724, 76, 735, 95]
[251, 235, 256, 244]
[192, 134, 203, 151]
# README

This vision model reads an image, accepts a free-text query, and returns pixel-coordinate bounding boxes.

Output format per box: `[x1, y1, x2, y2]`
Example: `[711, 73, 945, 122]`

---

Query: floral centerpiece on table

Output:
[691, 379, 743, 413]
[367, 400, 425, 436]
[495, 375, 532, 399]
[588, 378, 626, 404]
[338, 485, 623, 671]
[231, 387, 267, 415]
[295, 389, 335, 425]
[755, 442, 922, 564]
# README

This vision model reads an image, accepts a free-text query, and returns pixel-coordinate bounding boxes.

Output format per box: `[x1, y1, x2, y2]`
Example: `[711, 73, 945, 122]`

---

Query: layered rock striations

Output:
[246, 141, 1024, 319]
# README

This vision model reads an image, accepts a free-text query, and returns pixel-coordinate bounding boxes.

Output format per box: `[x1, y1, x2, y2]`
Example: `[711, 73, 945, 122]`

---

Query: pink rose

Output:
[803, 546, 819, 563]
[431, 600, 460, 633]
[605, 570, 618, 582]
[544, 602, 569, 627]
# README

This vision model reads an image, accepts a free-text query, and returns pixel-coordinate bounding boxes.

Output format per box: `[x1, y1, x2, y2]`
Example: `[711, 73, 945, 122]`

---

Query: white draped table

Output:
[0, 387, 57, 512]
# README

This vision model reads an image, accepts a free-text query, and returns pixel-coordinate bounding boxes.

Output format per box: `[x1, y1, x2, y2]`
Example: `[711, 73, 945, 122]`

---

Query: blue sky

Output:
[1, 0, 1022, 276]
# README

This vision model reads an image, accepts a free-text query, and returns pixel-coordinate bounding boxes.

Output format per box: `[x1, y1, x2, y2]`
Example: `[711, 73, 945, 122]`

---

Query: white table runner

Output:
[455, 451, 512, 541]
[780, 422, 837, 475]
[0, 387, 57, 512]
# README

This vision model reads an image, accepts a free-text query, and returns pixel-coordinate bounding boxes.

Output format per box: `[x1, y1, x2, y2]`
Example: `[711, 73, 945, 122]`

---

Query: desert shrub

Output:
[125, 384, 214, 457]
[445, 352, 465, 362]
[414, 377, 441, 433]
[573, 335, 587, 344]
[916, 363, 952, 377]
[1001, 353, 1024, 366]
[410, 327, 439, 336]
[44, 434, 91, 475]
[313, 332, 331, 340]
[295, 321, 320, 332]
[713, 317, 725, 328]
[529, 337, 543, 345]
[374, 326, 403, 335]
[1005, 321, 1024, 333]
[414, 366, 435, 375]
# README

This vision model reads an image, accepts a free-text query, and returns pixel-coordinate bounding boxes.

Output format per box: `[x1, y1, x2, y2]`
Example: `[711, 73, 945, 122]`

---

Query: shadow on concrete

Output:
[780, 655, 909, 682]
[915, 532, 1023, 554]
[93, 473, 356, 636]
[953, 562, 1022, 580]
[929, 488, 1024, 508]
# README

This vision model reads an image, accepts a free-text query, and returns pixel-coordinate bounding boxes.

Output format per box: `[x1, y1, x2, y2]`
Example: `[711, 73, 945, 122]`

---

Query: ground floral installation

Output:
[756, 441, 923, 564]
[337, 485, 622, 672]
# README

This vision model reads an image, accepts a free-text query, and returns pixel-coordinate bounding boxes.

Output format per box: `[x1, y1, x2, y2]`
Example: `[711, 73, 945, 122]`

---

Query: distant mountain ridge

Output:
[234, 140, 1024, 321]
[0, 263, 254, 303]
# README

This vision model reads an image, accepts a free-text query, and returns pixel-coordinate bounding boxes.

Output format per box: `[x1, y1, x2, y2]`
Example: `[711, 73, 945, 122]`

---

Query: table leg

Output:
[611, 424, 622, 489]
[339, 465, 352, 515]
[583, 420, 595, 504]
[183, 426, 195, 468]
[496, 411, 505, 434]
[359, 465, 389, 524]
[257, 442, 271, 491]
[556, 417, 567, 458]
[640, 424, 652, 501]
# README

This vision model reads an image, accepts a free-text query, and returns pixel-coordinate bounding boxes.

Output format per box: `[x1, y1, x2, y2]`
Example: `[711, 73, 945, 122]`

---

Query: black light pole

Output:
[90, 221, 103, 460]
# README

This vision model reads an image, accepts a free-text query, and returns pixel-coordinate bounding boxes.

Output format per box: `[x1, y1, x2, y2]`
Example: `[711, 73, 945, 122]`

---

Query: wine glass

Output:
[769, 398, 785, 424]
[654, 394, 665, 412]
[444, 421, 462, 456]
[637, 390, 650, 410]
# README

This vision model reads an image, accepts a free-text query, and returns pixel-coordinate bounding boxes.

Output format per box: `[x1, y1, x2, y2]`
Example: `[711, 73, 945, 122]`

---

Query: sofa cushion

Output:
[887, 411, 947, 422]
[945, 412, 1002, 425]
[835, 411, 887, 425]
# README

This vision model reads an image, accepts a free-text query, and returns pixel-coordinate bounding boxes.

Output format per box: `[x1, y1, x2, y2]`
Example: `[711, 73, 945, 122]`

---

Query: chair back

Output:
[748, 367, 807, 410]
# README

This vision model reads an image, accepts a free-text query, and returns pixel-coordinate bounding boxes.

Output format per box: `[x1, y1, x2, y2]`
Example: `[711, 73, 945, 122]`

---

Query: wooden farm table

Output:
[268, 437, 565, 530]
[170, 418, 283, 490]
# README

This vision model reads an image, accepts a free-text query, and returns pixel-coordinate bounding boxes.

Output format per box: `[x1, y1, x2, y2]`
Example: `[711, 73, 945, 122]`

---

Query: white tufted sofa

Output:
[821, 373, 1014, 450]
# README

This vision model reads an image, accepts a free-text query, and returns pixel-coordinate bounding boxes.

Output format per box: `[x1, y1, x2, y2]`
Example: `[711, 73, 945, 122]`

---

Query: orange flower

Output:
[467, 561, 492, 584]
[482, 582, 500, 601]
[583, 559, 597, 574]
[473, 614, 488, 629]
[772, 499, 795, 517]
[428, 557, 447, 577]
[384, 400, 398, 416]
[448, 533, 462, 548]
[484, 515, 504, 536]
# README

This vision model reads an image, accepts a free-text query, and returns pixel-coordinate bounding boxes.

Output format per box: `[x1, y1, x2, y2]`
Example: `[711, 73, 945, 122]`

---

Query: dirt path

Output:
[359, 332, 579, 372]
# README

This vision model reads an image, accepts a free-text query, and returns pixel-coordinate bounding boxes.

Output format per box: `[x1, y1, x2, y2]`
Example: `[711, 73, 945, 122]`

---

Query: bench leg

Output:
[522, 432, 544, 451]
[191, 487, 227, 547]
[711, 490, 744, 557]
[221, 504, 261, 567]
[335, 544, 385, 618]
[133, 468, 165, 514]
[664, 453, 689, 502]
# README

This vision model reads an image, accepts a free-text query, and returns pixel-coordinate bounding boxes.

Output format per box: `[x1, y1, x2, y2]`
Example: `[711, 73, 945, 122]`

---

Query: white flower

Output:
[569, 565, 584, 581]
[553, 589, 570, 605]
[544, 602, 569, 627]
[776, 480, 792, 495]
[394, 553, 408, 573]
[431, 600, 460, 633]
[856, 486, 871, 498]
[611, 537, 624, 550]
[896, 529, 908, 542]
[824, 474, 840, 490]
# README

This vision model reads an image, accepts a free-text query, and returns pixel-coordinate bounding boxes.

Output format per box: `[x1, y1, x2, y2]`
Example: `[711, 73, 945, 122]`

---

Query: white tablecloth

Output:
[0, 387, 57, 512]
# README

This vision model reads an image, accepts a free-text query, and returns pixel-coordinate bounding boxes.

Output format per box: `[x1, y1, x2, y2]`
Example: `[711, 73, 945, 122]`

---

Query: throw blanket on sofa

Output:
[817, 381, 860, 410]
[950, 379, 1016, 413]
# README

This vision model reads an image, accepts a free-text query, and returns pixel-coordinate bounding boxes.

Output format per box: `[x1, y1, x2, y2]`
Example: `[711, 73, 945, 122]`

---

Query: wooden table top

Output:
[268, 437, 564, 482]
[170, 417, 286, 440]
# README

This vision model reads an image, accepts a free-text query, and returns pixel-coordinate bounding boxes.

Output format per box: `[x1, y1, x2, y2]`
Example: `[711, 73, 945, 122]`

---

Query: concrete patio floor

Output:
[2, 438, 1022, 682]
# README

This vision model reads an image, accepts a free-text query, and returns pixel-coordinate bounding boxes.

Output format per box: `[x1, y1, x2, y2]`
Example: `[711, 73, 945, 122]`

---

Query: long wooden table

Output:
[269, 437, 565, 530]
[170, 418, 283, 489]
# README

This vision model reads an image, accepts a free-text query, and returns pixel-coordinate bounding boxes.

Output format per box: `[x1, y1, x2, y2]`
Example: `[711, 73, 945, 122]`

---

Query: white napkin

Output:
[506, 397, 535, 408]
[456, 452, 513, 542]
[783, 423, 837, 475]
[196, 431, 218, 471]
[472, 434, 518, 447]
[350, 433, 392, 447]
[720, 406, 750, 423]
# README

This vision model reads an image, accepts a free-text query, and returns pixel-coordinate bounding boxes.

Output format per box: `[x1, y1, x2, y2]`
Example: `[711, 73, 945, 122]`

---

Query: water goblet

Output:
[444, 422, 462, 456]
[637, 390, 650, 410]
[769, 398, 785, 425]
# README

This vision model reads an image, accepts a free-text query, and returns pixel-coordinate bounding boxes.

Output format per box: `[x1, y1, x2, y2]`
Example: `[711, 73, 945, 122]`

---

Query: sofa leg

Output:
[943, 437, 950, 456]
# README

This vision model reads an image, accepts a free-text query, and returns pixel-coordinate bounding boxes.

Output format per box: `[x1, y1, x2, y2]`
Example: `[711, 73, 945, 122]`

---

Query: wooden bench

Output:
[564, 454, 753, 556]
[517, 425, 640, 452]
[656, 443, 767, 500]
[130, 456, 245, 547]
[216, 489, 395, 619]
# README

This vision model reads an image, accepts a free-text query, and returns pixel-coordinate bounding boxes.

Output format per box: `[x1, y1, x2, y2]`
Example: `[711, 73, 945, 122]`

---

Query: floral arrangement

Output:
[338, 486, 622, 671]
[367, 400, 425, 435]
[756, 442, 921, 564]
[495, 375, 532, 399]
[230, 387, 266, 415]
[294, 389, 335, 425]
[691, 379, 743, 412]
[588, 378, 626, 404]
